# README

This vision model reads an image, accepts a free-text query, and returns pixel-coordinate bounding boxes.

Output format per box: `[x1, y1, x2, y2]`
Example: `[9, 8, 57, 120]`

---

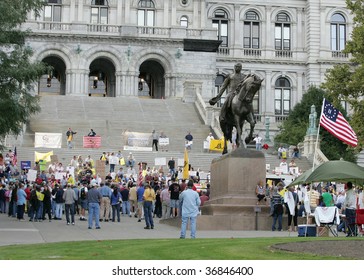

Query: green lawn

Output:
[0, 237, 351, 260]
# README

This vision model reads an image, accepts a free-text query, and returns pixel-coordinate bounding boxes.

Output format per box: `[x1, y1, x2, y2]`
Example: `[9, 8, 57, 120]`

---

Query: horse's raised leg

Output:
[222, 137, 228, 154]
[245, 113, 256, 144]
[235, 116, 244, 148]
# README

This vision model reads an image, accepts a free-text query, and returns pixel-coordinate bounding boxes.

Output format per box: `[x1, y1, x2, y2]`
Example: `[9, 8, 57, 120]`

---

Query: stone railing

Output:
[331, 51, 349, 58]
[275, 50, 293, 58]
[25, 21, 216, 41]
[314, 148, 329, 166]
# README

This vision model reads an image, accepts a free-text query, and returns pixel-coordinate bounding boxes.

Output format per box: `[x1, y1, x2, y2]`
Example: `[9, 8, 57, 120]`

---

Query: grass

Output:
[0, 237, 352, 260]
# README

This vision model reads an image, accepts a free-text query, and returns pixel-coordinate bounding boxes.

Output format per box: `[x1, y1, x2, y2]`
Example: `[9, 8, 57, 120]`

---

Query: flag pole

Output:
[312, 99, 325, 171]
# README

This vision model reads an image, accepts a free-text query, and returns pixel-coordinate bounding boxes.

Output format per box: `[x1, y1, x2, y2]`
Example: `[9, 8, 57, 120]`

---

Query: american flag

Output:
[319, 99, 358, 147]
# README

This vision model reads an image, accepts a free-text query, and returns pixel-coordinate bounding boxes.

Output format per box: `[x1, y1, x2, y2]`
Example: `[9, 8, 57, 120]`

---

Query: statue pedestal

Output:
[197, 148, 271, 230]
[160, 148, 294, 230]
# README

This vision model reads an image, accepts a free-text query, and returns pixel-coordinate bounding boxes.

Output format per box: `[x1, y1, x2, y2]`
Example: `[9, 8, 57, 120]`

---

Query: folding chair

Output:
[314, 206, 340, 237]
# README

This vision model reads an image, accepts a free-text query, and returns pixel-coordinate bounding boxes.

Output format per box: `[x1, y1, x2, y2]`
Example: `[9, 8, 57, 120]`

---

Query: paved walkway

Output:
[0, 213, 295, 246]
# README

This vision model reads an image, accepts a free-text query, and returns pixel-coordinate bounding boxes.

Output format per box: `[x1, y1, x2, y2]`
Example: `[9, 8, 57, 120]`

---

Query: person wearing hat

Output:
[179, 180, 201, 239]
[205, 132, 214, 152]
[87, 182, 102, 229]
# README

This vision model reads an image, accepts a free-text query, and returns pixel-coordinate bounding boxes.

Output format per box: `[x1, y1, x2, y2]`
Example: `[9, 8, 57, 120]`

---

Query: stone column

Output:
[70, 0, 75, 22]
[115, 71, 122, 97]
[77, 0, 83, 22]
[193, 0, 199, 28]
[171, 0, 176, 26]
[125, 0, 130, 23]
[200, 0, 206, 28]
[117, 0, 123, 25]
[233, 4, 241, 49]
[164, 0, 169, 27]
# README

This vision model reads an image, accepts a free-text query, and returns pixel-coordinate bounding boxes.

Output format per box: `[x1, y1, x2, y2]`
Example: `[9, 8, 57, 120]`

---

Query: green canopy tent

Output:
[288, 160, 364, 186]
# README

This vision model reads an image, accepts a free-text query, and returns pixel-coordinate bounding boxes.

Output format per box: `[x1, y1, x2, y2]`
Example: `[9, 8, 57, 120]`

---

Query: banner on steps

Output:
[123, 132, 153, 151]
[35, 133, 62, 148]
[83, 136, 101, 148]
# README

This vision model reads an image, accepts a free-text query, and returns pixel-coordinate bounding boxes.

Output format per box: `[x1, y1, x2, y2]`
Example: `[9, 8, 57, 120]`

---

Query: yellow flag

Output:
[209, 138, 224, 152]
[183, 148, 189, 179]
[35, 151, 54, 162]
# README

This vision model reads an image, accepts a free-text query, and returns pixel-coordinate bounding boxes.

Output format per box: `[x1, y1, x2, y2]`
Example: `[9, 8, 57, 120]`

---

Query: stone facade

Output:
[23, 0, 352, 129]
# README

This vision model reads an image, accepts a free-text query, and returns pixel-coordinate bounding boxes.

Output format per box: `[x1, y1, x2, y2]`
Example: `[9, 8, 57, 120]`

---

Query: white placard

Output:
[55, 172, 67, 180]
[203, 140, 210, 149]
[266, 164, 270, 171]
[159, 138, 169, 146]
[155, 157, 166, 166]
[177, 158, 184, 167]
[108, 155, 119, 165]
[27, 169, 37, 182]
[66, 166, 75, 179]
[35, 132, 62, 148]
[123, 146, 152, 151]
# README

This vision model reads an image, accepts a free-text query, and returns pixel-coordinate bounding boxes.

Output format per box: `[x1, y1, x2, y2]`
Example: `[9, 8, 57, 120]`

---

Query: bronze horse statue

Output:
[220, 74, 263, 154]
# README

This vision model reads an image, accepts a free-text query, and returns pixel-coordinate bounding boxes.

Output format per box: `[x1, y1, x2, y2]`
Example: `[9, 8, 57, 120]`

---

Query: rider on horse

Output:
[209, 62, 247, 122]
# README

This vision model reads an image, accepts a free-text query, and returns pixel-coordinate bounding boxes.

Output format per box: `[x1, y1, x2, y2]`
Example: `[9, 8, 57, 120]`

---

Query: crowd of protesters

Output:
[0, 151, 210, 232]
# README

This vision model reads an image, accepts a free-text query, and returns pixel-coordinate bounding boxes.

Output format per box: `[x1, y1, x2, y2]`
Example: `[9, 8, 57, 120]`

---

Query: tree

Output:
[0, 0, 47, 147]
[274, 86, 356, 162]
[322, 0, 364, 149]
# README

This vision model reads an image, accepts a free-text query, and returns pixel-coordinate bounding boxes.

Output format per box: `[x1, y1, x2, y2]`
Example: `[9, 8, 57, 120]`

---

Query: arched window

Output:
[331, 13, 346, 51]
[244, 11, 260, 49]
[138, 0, 155, 26]
[91, 0, 108, 24]
[212, 9, 229, 47]
[44, 0, 62, 22]
[275, 77, 291, 115]
[275, 12, 291, 50]
[180, 16, 188, 27]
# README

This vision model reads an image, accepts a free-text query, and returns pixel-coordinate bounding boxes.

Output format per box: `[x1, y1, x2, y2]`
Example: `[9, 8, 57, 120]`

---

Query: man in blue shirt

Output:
[99, 182, 112, 222]
[179, 180, 201, 239]
[16, 183, 27, 221]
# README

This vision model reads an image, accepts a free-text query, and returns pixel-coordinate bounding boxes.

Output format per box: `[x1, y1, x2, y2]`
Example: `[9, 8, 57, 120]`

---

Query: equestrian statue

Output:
[209, 63, 263, 154]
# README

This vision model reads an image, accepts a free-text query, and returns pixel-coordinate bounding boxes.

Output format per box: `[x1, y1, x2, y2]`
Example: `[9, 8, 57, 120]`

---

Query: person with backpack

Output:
[79, 183, 88, 221]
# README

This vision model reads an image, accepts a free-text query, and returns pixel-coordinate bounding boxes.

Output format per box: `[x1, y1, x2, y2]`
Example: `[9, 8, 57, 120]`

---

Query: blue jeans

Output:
[122, 201, 130, 216]
[112, 203, 121, 222]
[143, 201, 154, 227]
[180, 215, 197, 238]
[256, 143, 262, 150]
[55, 203, 63, 219]
[88, 203, 100, 228]
[0, 200, 5, 213]
[272, 214, 283, 231]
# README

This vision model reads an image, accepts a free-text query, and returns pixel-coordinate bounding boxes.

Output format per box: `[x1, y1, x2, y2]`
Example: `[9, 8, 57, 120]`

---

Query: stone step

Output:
[24, 96, 212, 152]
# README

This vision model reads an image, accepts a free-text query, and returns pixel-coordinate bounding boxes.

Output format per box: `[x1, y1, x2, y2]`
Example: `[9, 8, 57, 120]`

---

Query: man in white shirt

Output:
[253, 134, 262, 150]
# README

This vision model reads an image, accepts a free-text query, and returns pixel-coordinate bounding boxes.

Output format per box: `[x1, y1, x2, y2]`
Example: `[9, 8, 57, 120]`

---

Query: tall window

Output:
[180, 16, 188, 27]
[44, 0, 62, 22]
[138, 0, 155, 26]
[275, 12, 291, 50]
[331, 13, 346, 51]
[274, 77, 291, 115]
[91, 0, 108, 25]
[212, 9, 228, 47]
[243, 11, 260, 49]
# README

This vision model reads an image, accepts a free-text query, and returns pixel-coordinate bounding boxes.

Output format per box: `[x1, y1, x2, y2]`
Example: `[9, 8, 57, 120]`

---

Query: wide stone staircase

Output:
[15, 95, 313, 175]
[17, 96, 219, 172]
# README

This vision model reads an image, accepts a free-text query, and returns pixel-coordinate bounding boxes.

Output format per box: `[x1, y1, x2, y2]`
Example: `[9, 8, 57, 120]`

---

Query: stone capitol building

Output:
[23, 0, 352, 136]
